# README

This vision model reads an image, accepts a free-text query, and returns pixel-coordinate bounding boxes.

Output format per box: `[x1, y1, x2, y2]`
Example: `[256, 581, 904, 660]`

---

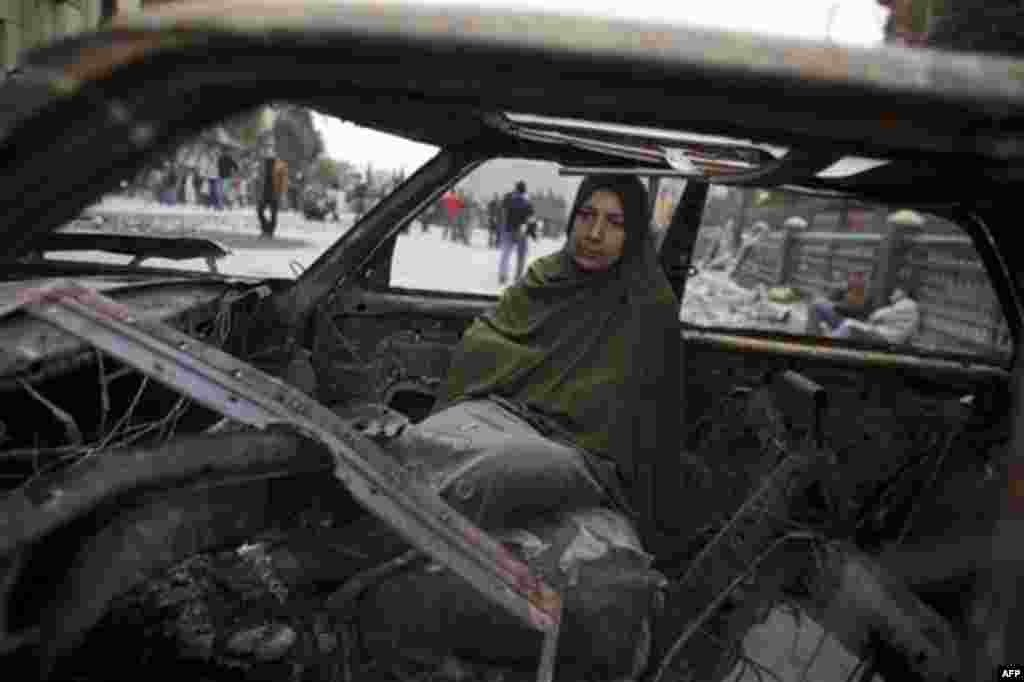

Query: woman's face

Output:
[571, 190, 627, 272]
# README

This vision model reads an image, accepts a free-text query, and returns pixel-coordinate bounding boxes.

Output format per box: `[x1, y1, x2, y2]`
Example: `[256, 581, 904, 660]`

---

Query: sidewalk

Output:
[59, 196, 353, 278]
[682, 268, 809, 334]
[84, 196, 355, 237]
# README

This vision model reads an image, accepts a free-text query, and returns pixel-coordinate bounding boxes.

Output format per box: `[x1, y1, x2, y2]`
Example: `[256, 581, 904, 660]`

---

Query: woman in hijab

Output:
[433, 174, 683, 544]
[355, 175, 682, 678]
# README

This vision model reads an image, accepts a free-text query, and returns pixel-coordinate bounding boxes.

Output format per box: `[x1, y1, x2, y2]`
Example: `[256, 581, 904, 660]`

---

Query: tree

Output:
[224, 108, 267, 150]
[273, 105, 326, 172]
[313, 157, 356, 188]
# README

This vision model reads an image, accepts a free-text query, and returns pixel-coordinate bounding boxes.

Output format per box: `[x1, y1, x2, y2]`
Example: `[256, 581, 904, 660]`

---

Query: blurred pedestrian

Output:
[487, 193, 501, 248]
[498, 180, 534, 284]
[821, 287, 920, 345]
[160, 168, 179, 206]
[350, 182, 370, 220]
[525, 217, 541, 241]
[258, 156, 288, 238]
[453, 191, 471, 244]
[197, 150, 217, 209]
[442, 190, 464, 241]
[440, 198, 452, 240]
[327, 181, 342, 222]
[805, 271, 871, 335]
[216, 152, 239, 210]
[236, 177, 248, 207]
[180, 169, 193, 204]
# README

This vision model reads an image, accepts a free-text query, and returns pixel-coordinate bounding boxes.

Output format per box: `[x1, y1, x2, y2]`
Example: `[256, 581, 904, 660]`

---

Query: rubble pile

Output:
[680, 270, 808, 335]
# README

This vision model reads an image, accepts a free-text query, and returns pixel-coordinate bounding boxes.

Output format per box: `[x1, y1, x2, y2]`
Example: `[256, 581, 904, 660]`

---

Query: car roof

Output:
[123, 1, 1024, 156]
[1, 0, 1022, 249]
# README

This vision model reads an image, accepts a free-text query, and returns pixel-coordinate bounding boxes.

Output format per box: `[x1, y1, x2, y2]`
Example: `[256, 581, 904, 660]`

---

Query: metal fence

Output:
[727, 225, 1011, 358]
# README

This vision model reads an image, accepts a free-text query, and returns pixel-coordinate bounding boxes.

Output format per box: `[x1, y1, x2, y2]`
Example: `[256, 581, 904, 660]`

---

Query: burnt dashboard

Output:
[0, 279, 245, 383]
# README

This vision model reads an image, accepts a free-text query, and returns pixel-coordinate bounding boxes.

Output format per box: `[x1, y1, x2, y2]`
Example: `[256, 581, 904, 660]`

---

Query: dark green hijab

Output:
[439, 175, 683, 533]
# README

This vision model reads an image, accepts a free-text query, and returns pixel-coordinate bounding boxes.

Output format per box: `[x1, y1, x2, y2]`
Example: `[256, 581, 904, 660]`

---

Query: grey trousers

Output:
[393, 398, 632, 528]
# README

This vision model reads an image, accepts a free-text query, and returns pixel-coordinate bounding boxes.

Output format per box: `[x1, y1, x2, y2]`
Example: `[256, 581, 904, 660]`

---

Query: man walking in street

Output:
[487, 193, 501, 248]
[197, 148, 218, 209]
[258, 155, 288, 238]
[159, 164, 179, 206]
[441, 190, 464, 242]
[498, 180, 534, 285]
[453, 190, 471, 244]
[350, 181, 370, 221]
[216, 152, 239, 210]
[326, 181, 342, 222]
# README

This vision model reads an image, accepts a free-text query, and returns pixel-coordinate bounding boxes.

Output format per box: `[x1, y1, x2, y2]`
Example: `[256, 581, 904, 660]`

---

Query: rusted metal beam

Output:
[683, 329, 1011, 380]
[17, 280, 562, 640]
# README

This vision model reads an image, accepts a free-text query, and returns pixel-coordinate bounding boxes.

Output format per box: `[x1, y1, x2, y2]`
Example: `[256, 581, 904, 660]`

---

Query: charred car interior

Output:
[1, 2, 1023, 681]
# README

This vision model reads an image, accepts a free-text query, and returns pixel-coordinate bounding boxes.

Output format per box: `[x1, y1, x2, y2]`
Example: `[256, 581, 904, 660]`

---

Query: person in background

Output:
[498, 180, 534, 284]
[453, 190, 471, 244]
[189, 169, 202, 205]
[727, 220, 771, 277]
[350, 181, 370, 221]
[326, 181, 342, 222]
[258, 156, 288, 238]
[806, 271, 871, 335]
[159, 167, 179, 206]
[525, 216, 541, 241]
[825, 286, 920, 345]
[216, 152, 239, 210]
[703, 218, 736, 271]
[441, 190, 465, 241]
[439, 195, 452, 240]
[198, 149, 218, 209]
[487, 193, 502, 248]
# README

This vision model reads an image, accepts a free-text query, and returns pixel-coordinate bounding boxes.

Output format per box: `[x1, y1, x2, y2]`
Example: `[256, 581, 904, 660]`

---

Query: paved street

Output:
[73, 198, 566, 288]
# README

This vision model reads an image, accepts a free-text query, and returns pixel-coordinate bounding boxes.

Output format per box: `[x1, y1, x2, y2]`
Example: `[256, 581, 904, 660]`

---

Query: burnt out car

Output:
[1, 2, 1023, 681]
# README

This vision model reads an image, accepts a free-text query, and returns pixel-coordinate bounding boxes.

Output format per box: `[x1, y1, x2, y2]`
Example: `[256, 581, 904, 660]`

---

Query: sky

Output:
[314, 0, 890, 178]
